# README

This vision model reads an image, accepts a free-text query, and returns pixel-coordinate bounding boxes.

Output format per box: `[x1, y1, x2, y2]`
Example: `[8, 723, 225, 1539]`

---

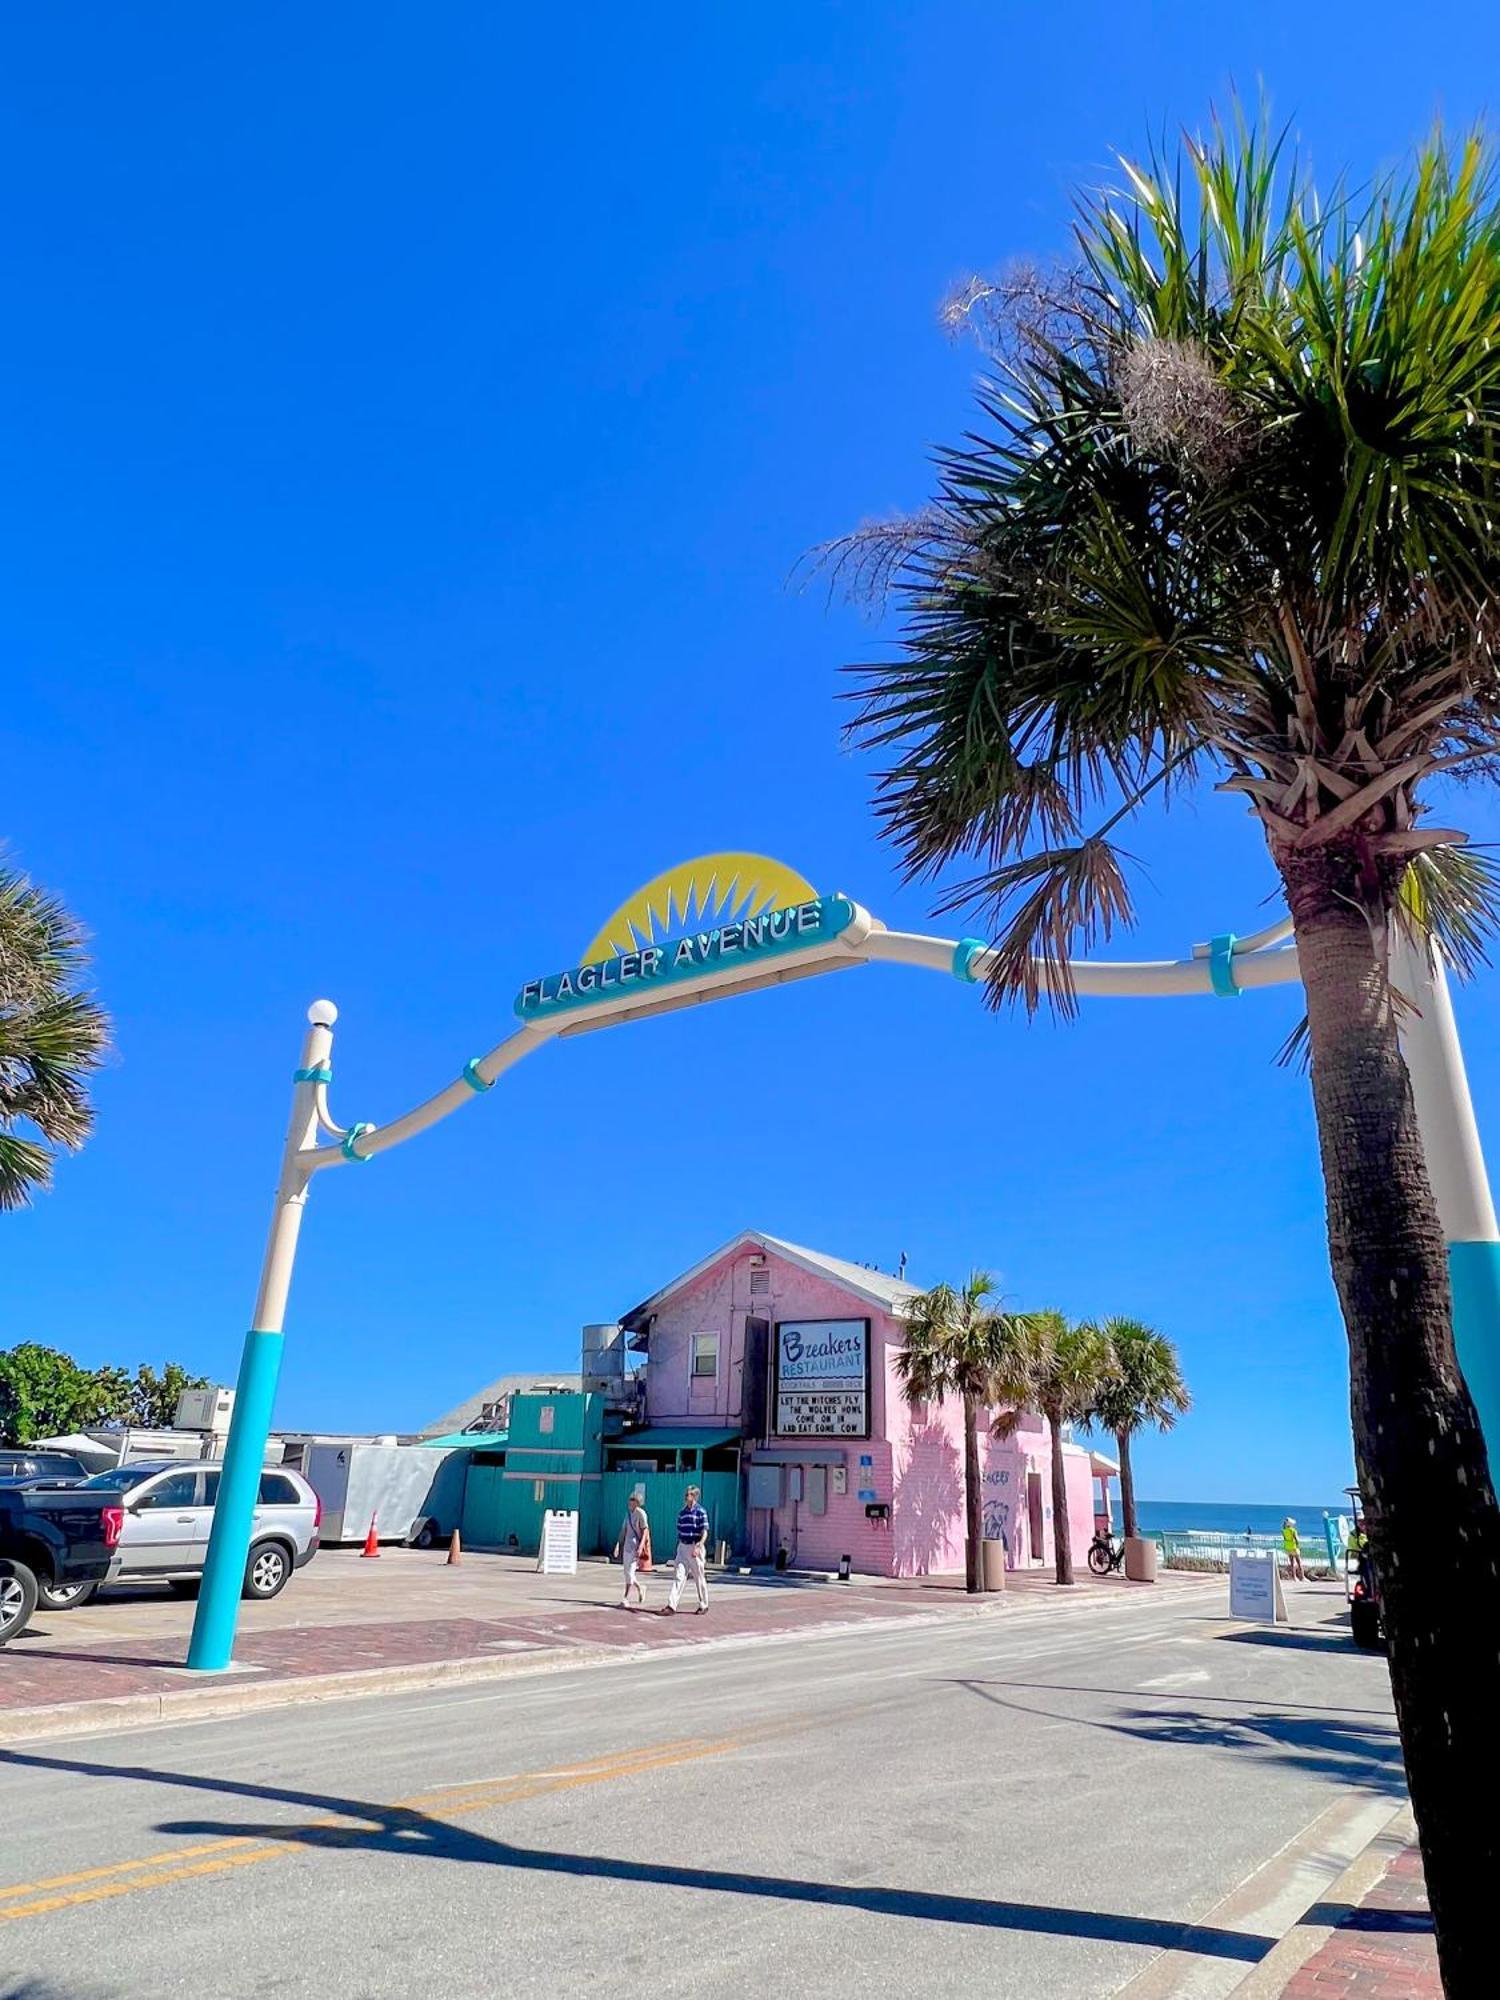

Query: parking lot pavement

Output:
[0, 1548, 1216, 1738]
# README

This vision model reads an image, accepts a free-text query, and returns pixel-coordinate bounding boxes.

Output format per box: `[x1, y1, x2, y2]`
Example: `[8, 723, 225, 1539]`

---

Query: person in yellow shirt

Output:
[1281, 1516, 1306, 1581]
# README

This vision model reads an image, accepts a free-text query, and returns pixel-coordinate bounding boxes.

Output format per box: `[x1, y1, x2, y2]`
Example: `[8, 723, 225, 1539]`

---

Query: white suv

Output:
[35, 1461, 321, 1610]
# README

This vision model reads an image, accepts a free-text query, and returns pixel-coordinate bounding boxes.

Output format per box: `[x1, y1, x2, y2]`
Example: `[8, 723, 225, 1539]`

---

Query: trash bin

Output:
[981, 1538, 1007, 1592]
[1124, 1535, 1158, 1583]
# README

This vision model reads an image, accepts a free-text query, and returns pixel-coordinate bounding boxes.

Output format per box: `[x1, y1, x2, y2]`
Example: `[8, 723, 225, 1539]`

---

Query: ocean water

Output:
[1135, 1499, 1351, 1546]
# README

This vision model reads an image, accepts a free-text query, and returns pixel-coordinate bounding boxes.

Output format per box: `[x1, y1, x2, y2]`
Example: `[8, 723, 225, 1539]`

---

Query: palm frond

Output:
[948, 834, 1136, 1017]
[1274, 1013, 1313, 1073]
[0, 861, 111, 1207]
[1399, 842, 1500, 978]
[837, 106, 1500, 983]
[800, 508, 954, 613]
[0, 1132, 54, 1211]
[1090, 1317, 1191, 1437]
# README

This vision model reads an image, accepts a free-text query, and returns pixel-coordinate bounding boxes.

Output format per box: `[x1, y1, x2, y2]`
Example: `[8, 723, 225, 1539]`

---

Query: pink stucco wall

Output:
[642, 1241, 1097, 1578]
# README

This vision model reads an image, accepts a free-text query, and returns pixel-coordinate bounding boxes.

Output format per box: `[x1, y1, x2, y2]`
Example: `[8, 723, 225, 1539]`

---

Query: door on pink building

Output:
[1026, 1471, 1044, 1566]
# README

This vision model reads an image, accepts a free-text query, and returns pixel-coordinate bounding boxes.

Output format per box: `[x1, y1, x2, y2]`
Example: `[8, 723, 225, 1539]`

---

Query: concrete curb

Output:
[1113, 1791, 1412, 2000]
[1221, 1803, 1417, 1998]
[0, 1576, 1216, 1745]
[0, 1643, 628, 1744]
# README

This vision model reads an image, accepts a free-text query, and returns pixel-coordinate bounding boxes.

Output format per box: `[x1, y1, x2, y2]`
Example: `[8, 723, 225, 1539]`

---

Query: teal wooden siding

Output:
[599, 1470, 740, 1560]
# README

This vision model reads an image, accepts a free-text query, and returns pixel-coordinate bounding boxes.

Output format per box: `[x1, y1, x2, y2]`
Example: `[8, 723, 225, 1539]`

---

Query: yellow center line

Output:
[0, 1837, 262, 1903]
[0, 1735, 740, 1928]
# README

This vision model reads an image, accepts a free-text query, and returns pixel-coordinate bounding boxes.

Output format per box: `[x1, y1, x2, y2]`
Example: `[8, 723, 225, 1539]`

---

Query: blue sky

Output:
[7, 4, 1500, 1504]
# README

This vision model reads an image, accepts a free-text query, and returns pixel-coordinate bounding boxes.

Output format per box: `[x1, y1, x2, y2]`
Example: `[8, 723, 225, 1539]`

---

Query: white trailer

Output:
[303, 1442, 467, 1545]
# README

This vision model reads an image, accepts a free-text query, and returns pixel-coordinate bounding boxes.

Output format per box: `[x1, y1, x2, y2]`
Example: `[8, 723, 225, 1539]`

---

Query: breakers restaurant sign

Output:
[514, 852, 856, 1024]
[772, 1318, 871, 1439]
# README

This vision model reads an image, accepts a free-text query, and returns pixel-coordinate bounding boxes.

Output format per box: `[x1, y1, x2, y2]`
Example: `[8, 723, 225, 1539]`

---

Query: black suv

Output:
[0, 1450, 89, 1485]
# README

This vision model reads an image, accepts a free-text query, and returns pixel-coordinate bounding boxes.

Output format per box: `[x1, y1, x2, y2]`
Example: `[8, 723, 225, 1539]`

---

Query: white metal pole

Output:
[185, 1000, 336, 1671]
[1395, 939, 1500, 1467]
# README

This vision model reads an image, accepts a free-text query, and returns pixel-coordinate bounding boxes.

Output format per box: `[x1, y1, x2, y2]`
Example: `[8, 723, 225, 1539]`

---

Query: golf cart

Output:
[1343, 1486, 1383, 1651]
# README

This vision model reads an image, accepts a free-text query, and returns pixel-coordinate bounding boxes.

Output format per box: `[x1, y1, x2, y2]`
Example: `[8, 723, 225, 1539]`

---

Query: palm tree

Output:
[837, 114, 1500, 1984]
[0, 860, 110, 1210]
[896, 1271, 1016, 1592]
[1089, 1318, 1191, 1541]
[992, 1312, 1114, 1585]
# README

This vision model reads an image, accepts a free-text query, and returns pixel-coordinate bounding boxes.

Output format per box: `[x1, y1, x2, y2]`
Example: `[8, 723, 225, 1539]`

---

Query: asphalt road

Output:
[0, 1581, 1403, 2000]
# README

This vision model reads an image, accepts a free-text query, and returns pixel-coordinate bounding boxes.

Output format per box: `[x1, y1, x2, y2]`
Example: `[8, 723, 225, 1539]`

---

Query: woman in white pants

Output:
[613, 1494, 652, 1609]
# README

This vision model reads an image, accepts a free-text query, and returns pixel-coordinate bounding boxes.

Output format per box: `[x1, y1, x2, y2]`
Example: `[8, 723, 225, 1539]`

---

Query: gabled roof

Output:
[620, 1229, 920, 1332]
[421, 1371, 582, 1440]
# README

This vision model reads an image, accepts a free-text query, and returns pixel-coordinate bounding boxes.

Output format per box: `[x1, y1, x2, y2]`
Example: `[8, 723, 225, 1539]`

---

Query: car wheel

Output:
[36, 1578, 97, 1611]
[242, 1542, 291, 1600]
[167, 1579, 201, 1598]
[0, 1559, 39, 1645]
[1350, 1597, 1383, 1651]
[411, 1520, 437, 1550]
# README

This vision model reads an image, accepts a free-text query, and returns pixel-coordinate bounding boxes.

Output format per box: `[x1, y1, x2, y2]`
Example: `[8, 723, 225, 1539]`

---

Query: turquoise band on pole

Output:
[293, 1063, 332, 1084]
[461, 1057, 492, 1093]
[1448, 1241, 1500, 1471]
[342, 1122, 375, 1162]
[185, 1328, 285, 1672]
[1208, 934, 1240, 998]
[952, 938, 987, 983]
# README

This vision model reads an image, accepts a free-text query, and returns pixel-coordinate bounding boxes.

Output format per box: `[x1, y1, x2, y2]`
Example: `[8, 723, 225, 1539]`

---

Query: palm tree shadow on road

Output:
[944, 1680, 1406, 1796]
[0, 1744, 1271, 1966]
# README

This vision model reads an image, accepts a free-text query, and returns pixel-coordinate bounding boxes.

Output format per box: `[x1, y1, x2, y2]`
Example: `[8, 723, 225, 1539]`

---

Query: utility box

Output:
[175, 1385, 235, 1434]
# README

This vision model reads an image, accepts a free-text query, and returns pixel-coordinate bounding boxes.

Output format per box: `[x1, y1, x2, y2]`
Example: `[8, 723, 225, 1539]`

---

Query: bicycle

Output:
[1087, 1530, 1124, 1576]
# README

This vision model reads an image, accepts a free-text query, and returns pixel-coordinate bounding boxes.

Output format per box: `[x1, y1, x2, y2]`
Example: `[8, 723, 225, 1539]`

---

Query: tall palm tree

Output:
[1089, 1318, 1191, 1540]
[896, 1271, 1017, 1592]
[0, 861, 110, 1210]
[993, 1312, 1114, 1585]
[837, 114, 1500, 1984]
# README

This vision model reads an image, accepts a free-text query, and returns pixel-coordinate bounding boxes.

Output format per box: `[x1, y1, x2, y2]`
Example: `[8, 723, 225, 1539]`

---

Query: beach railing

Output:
[1153, 1528, 1337, 1574]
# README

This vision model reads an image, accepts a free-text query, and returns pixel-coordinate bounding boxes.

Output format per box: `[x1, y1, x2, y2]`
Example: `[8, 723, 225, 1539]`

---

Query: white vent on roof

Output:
[749, 1267, 770, 1294]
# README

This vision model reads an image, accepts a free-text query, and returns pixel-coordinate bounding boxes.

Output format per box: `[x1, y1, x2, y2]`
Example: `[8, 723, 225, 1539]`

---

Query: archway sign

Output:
[186, 853, 1500, 1670]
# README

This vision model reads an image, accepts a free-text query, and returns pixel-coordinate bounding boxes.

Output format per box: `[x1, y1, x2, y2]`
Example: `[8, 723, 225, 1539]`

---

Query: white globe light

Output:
[307, 998, 339, 1027]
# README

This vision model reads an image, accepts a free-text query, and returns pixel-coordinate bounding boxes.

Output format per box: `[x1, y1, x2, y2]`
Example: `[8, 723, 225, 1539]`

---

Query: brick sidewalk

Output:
[1281, 1844, 1437, 1997]
[3, 1551, 1182, 1737]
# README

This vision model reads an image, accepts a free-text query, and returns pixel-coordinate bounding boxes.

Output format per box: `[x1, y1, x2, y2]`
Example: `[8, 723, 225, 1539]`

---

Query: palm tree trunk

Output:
[1288, 854, 1500, 1995]
[1116, 1429, 1137, 1539]
[1048, 1412, 1073, 1584]
[962, 1390, 982, 1593]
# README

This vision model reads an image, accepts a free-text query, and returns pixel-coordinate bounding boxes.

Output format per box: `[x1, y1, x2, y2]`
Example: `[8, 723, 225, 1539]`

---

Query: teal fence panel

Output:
[599, 1470, 740, 1561]
[460, 1462, 507, 1545]
[462, 1468, 583, 1554]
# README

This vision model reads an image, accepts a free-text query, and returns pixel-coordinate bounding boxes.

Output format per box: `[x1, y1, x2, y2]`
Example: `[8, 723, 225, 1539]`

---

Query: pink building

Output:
[621, 1230, 1102, 1577]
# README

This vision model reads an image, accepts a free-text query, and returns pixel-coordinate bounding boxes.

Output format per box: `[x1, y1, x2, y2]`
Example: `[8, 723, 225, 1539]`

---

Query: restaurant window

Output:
[691, 1332, 719, 1379]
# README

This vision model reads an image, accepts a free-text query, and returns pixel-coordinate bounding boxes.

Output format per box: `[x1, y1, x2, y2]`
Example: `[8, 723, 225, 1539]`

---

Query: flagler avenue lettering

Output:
[514, 894, 854, 1021]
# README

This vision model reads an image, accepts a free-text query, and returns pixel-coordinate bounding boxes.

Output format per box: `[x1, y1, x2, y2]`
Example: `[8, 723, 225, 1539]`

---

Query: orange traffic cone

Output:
[446, 1529, 462, 1566]
[361, 1514, 380, 1558]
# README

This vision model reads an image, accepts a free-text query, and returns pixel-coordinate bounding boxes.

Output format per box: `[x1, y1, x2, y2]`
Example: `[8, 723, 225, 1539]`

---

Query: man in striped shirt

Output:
[663, 1485, 710, 1614]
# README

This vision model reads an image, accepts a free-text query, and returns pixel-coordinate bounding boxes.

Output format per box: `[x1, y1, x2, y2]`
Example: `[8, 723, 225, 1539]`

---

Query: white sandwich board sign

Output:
[539, 1509, 579, 1576]
[1229, 1550, 1287, 1623]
